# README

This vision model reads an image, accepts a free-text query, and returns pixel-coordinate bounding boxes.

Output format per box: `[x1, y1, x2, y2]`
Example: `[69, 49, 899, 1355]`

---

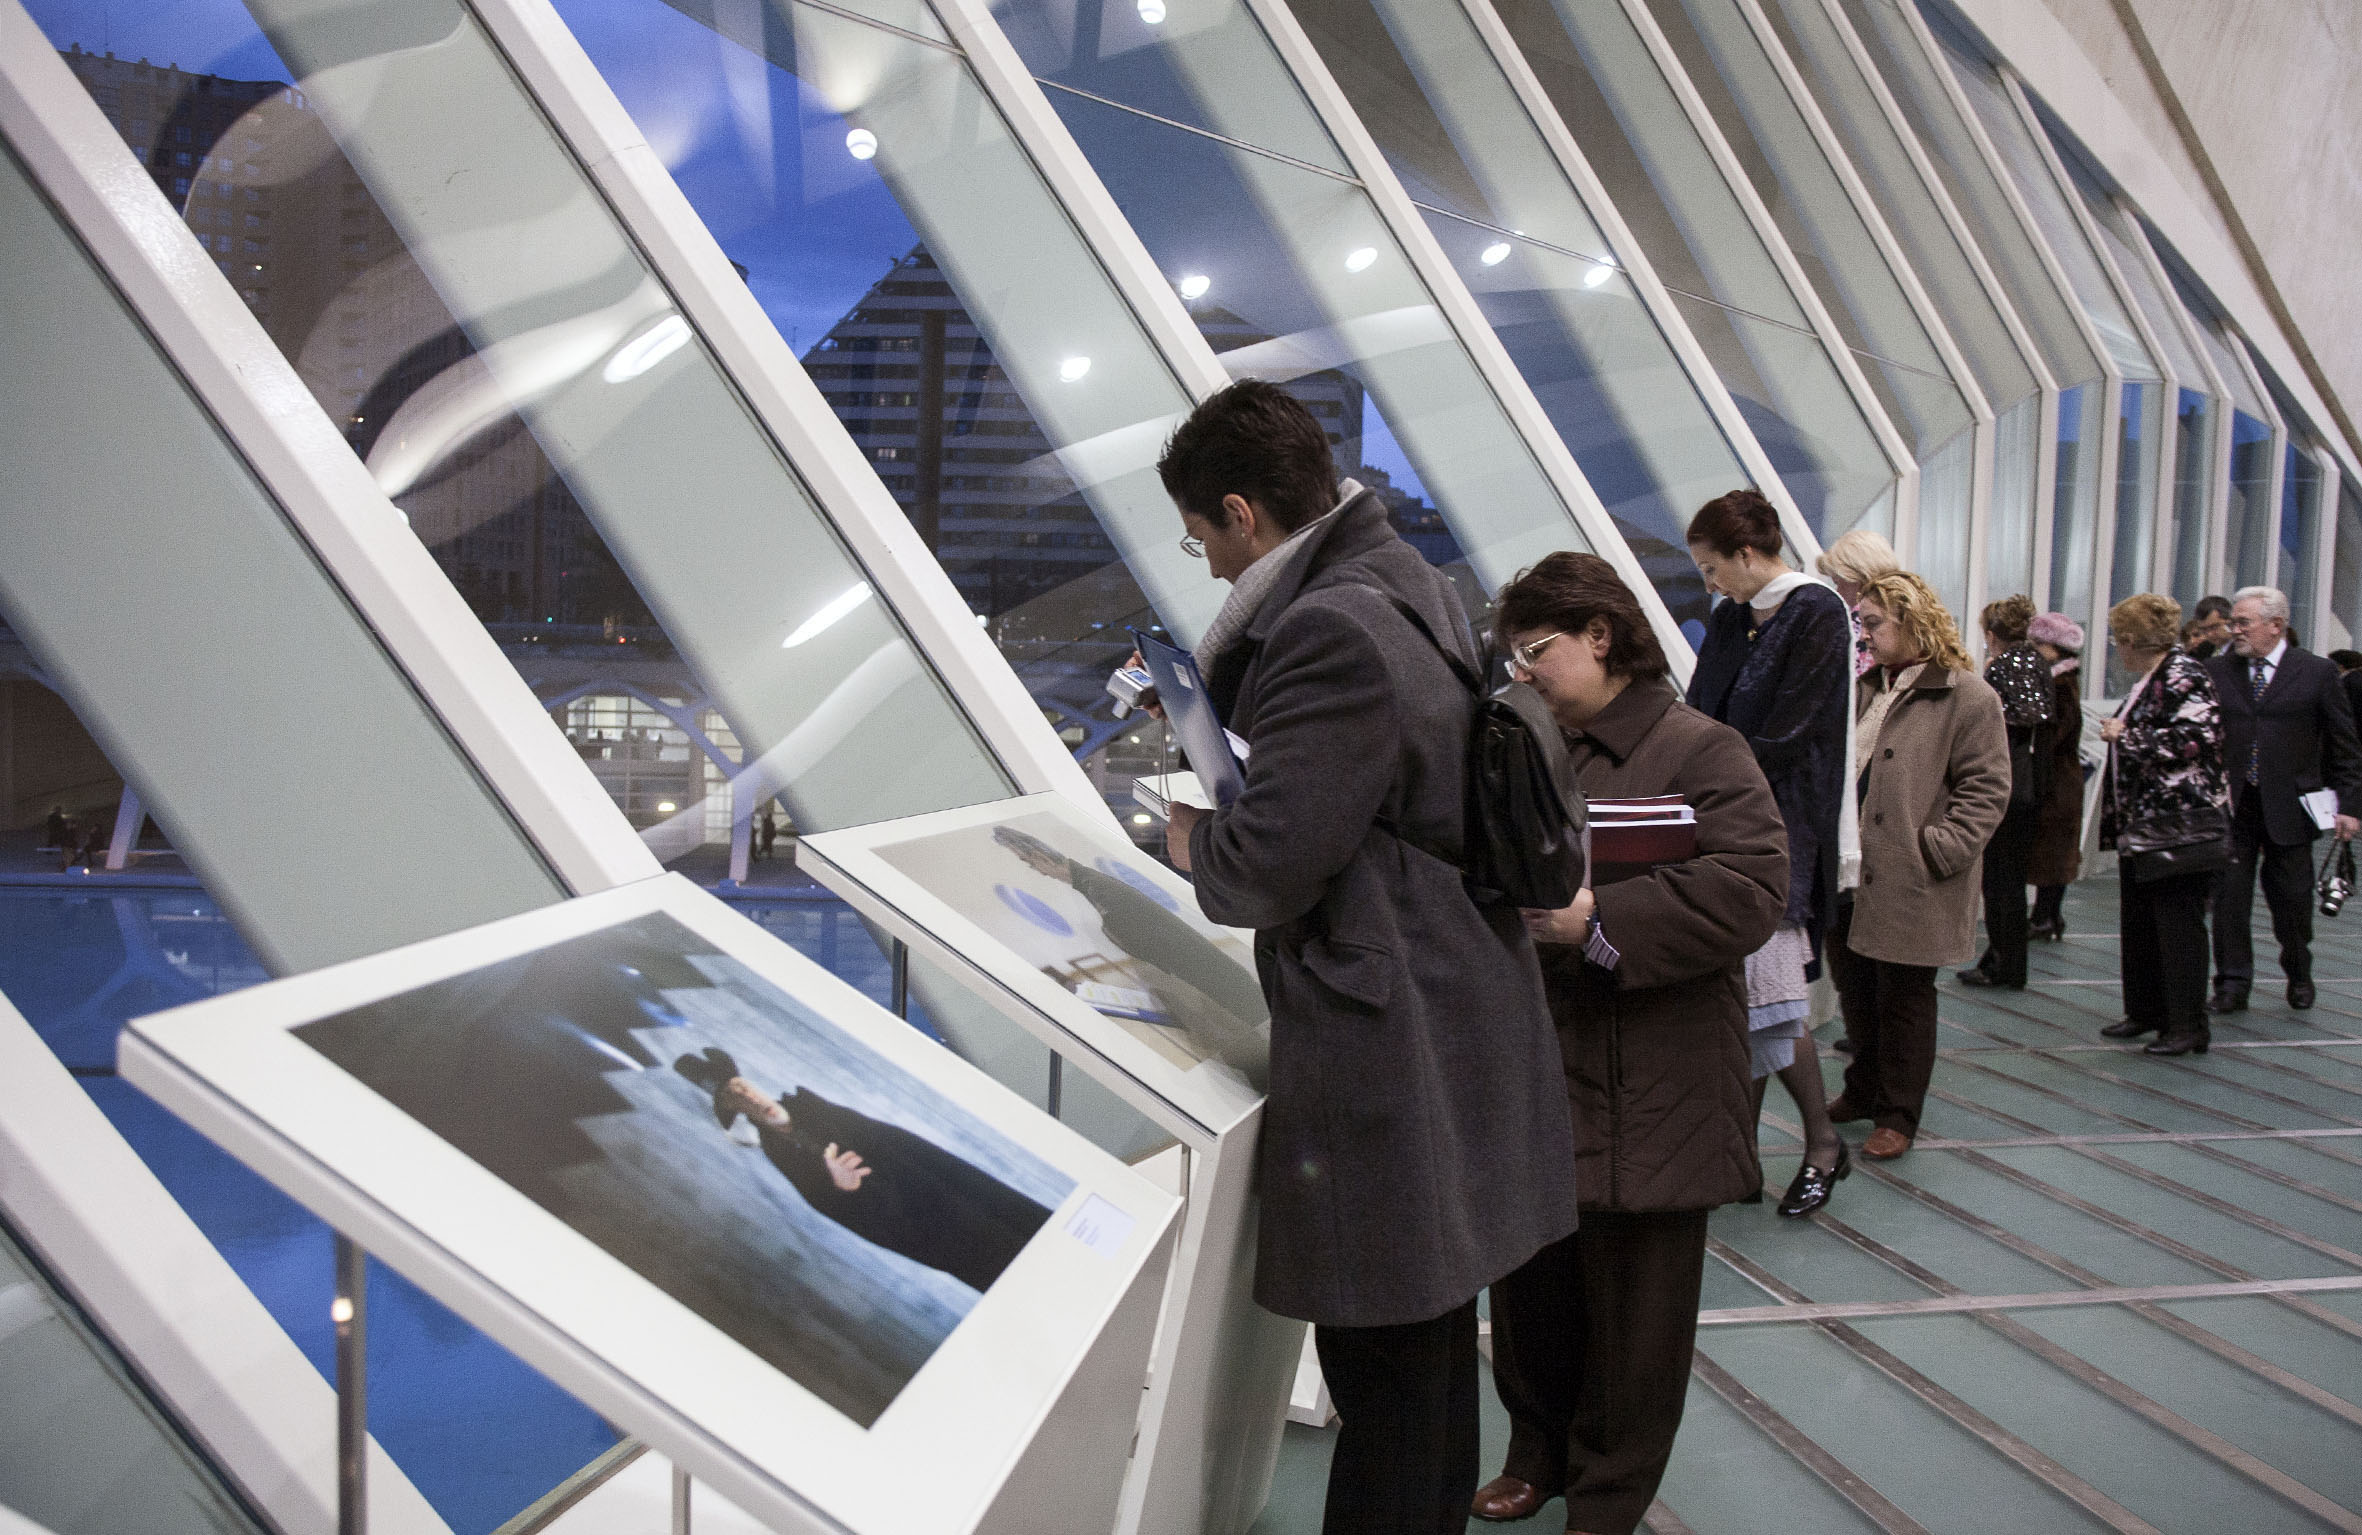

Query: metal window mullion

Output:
[2002, 68, 2177, 602]
[1965, 415, 1997, 624]
[1608, 0, 1917, 524]
[460, 0, 1110, 818]
[2029, 386, 2061, 607]
[1245, 0, 1697, 673]
[1454, 0, 1821, 563]
[1731, 0, 1990, 431]
[0, 12, 654, 900]
[924, 0, 1235, 402]
[2125, 207, 2236, 598]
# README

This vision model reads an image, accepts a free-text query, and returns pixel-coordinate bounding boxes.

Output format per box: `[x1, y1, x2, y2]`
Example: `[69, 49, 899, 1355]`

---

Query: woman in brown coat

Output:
[1473, 554, 1788, 1535]
[2027, 612, 2088, 939]
[1831, 573, 2011, 1160]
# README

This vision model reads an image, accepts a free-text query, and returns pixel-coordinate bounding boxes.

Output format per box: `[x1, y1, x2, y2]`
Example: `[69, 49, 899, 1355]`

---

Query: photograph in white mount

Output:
[119, 875, 1180, 1535]
[288, 906, 1070, 1427]
[867, 804, 1268, 1091]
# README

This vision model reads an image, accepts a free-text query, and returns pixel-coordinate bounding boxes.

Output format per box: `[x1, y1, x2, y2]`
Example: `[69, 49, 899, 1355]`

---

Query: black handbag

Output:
[2125, 837, 2232, 884]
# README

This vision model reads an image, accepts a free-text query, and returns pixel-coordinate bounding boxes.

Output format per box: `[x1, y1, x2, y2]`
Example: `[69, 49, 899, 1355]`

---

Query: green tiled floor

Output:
[1249, 879, 2362, 1534]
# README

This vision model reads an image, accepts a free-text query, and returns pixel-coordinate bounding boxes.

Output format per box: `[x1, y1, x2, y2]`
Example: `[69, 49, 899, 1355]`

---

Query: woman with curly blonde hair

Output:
[1828, 573, 2010, 1158]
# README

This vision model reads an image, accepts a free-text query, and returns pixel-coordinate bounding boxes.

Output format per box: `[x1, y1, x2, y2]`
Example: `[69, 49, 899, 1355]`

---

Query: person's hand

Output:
[1166, 801, 1207, 870]
[1123, 650, 1165, 720]
[2338, 814, 2359, 843]
[823, 1144, 871, 1192]
[1520, 888, 1596, 945]
[2099, 717, 2126, 743]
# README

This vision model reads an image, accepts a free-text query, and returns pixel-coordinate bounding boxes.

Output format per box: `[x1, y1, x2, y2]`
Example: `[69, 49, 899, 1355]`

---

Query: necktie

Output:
[2249, 660, 2267, 785]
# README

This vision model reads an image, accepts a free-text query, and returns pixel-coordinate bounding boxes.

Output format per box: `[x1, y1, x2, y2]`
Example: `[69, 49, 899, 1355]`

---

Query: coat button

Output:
[1873, 813, 1884, 825]
[1863, 871, 1874, 886]
[1883, 747, 1894, 758]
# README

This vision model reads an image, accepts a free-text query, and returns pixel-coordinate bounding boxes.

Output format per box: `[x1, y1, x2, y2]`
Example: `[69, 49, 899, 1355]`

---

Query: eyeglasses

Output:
[2226, 616, 2266, 630]
[1508, 632, 1564, 674]
[1179, 533, 1206, 559]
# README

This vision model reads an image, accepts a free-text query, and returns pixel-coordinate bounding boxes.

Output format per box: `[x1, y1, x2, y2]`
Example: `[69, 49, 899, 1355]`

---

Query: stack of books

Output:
[1586, 795, 1697, 886]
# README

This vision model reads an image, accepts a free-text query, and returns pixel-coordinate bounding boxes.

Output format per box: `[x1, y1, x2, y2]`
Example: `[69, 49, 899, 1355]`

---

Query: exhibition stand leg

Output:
[670, 1465, 691, 1535]
[889, 939, 909, 1021]
[334, 1233, 367, 1535]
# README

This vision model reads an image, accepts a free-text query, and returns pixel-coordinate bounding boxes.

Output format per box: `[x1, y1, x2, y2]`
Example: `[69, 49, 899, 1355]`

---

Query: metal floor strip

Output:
[1906, 1128, 2362, 1148]
[1696, 1274, 2362, 1326]
[1705, 1239, 2160, 1534]
[1685, 1351, 1933, 1535]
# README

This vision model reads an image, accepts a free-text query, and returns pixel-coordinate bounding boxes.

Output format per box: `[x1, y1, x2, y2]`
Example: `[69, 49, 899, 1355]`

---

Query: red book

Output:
[1584, 798, 1697, 885]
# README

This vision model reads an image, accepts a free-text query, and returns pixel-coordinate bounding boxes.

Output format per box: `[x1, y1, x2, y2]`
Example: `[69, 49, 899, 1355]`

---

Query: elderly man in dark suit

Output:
[1154, 381, 1579, 1535]
[2206, 586, 2362, 1012]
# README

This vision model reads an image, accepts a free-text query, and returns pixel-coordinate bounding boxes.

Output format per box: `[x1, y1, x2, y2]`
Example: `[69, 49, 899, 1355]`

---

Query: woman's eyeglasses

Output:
[1509, 632, 1564, 674]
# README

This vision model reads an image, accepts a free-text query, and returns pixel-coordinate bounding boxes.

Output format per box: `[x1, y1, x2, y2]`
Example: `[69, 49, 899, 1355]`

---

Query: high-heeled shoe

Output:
[2145, 1028, 2210, 1056]
[1777, 1139, 1851, 1218]
[2029, 917, 2066, 941]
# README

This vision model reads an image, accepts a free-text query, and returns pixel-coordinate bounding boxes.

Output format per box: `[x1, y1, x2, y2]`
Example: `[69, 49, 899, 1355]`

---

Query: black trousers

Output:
[1490, 1210, 1711, 1535]
[2211, 788, 2317, 989]
[1828, 903, 1940, 1137]
[2031, 884, 2066, 926]
[2120, 862, 2212, 1034]
[1978, 801, 2040, 983]
[1313, 1297, 1479, 1535]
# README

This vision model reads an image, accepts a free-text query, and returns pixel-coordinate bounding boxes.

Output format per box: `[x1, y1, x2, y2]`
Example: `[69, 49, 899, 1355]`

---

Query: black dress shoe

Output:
[1957, 966, 2023, 989]
[1777, 1140, 1852, 1218]
[2146, 1028, 2210, 1056]
[2029, 918, 2066, 942]
[2205, 986, 2249, 1014]
[2290, 981, 2317, 1010]
[1830, 1036, 1855, 1057]
[2101, 1018, 2162, 1039]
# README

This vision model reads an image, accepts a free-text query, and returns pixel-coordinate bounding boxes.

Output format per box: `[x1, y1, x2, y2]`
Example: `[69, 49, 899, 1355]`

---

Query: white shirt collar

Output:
[2255, 636, 2289, 672]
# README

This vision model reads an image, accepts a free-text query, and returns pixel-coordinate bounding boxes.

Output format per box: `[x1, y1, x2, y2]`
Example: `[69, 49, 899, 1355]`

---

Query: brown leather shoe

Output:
[1862, 1127, 1913, 1160]
[1471, 1475, 1547, 1522]
[1826, 1095, 1871, 1124]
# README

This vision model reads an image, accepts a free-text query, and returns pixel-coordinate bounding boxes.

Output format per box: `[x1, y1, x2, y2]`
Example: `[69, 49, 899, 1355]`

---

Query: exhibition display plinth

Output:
[120, 873, 1179, 1535]
[798, 794, 1305, 1535]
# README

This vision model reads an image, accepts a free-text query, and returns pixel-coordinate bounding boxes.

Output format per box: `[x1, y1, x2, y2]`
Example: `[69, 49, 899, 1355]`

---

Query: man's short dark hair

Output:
[1157, 380, 1339, 534]
[1496, 552, 1669, 682]
[2329, 650, 2362, 673]
[2194, 593, 2232, 620]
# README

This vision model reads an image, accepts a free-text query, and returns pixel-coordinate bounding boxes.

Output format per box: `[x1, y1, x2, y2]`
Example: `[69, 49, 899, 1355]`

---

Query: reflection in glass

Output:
[2226, 410, 2276, 591]
[2103, 380, 2161, 690]
[2282, 444, 2324, 643]
[2167, 387, 2215, 607]
[1285, 0, 1764, 633]
[2329, 482, 2362, 654]
[1492, 0, 1897, 542]
[2050, 383, 2100, 622]
[34, 0, 1012, 870]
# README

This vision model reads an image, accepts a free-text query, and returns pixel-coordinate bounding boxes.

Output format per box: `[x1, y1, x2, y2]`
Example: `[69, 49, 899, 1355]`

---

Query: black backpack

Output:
[1363, 589, 1586, 909]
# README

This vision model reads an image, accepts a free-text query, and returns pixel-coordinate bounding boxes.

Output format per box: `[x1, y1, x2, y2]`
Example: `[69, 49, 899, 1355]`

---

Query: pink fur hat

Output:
[2028, 611, 2083, 653]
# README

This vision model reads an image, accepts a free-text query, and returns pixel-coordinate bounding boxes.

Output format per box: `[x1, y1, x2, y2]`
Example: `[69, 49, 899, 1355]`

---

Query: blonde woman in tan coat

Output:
[1828, 573, 2012, 1159]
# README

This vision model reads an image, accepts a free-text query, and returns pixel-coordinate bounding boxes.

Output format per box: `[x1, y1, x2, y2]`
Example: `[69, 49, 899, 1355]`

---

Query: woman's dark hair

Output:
[1685, 488, 1784, 558]
[1157, 379, 1339, 534]
[1980, 594, 2035, 644]
[1496, 552, 1668, 682]
[2330, 650, 2362, 674]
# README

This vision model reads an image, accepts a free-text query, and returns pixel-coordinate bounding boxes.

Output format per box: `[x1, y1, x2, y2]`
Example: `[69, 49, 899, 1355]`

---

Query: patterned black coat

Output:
[2101, 649, 2230, 855]
[1685, 580, 1851, 936]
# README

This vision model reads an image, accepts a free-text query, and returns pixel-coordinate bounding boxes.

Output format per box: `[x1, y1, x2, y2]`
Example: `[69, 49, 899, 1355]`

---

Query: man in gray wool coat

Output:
[1156, 381, 1581, 1535]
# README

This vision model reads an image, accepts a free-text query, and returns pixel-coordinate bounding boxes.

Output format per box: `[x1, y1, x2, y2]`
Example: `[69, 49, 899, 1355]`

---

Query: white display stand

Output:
[120, 874, 1179, 1535]
[798, 794, 1306, 1535]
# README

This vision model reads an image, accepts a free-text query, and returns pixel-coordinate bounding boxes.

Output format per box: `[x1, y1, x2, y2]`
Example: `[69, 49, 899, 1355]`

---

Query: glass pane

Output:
[1493, 0, 1899, 540]
[1641, 0, 1976, 462]
[0, 1220, 265, 1535]
[987, 0, 1354, 174]
[1929, 17, 2156, 383]
[552, 0, 1215, 815]
[2329, 481, 2362, 654]
[1759, 0, 2037, 409]
[1031, 75, 1604, 603]
[1917, 423, 1976, 615]
[2228, 410, 2275, 591]
[2282, 443, 2325, 642]
[2104, 379, 2162, 688]
[2050, 380, 2101, 623]
[2169, 385, 2216, 608]
[1989, 392, 2042, 605]
[1832, 0, 2098, 387]
[1284, 0, 1772, 634]
[33, 0, 1015, 871]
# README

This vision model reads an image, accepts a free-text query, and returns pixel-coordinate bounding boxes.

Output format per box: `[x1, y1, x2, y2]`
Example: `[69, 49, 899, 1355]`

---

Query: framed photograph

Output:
[798, 794, 1270, 1137]
[120, 874, 1178, 1535]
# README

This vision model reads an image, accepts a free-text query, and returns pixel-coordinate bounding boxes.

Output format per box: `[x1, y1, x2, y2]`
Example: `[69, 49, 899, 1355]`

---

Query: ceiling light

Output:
[656, 801, 677, 814]
[782, 582, 874, 647]
[1137, 0, 1167, 20]
[1132, 812, 1153, 825]
[1479, 241, 1511, 266]
[1177, 272, 1210, 300]
[845, 128, 878, 160]
[603, 313, 691, 383]
[1344, 246, 1377, 273]
[1582, 261, 1615, 289]
[1059, 355, 1092, 382]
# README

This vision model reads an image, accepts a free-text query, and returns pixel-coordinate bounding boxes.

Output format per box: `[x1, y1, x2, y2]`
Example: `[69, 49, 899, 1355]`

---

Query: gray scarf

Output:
[1192, 480, 1362, 673]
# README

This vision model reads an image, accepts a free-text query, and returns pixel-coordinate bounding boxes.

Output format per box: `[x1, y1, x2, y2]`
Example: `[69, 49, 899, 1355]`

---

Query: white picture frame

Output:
[119, 873, 1178, 1535]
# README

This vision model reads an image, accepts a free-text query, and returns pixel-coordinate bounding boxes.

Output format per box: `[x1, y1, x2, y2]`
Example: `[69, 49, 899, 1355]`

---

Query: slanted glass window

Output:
[551, 0, 1215, 811]
[2329, 480, 2362, 654]
[2281, 442, 2326, 643]
[2160, 255, 2281, 596]
[1489, 0, 1899, 544]
[990, 0, 1618, 621]
[30, 0, 1013, 876]
[1281, 0, 1767, 636]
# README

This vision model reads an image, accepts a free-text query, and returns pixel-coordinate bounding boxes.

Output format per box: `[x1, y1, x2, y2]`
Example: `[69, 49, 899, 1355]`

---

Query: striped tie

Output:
[2249, 660, 2267, 785]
